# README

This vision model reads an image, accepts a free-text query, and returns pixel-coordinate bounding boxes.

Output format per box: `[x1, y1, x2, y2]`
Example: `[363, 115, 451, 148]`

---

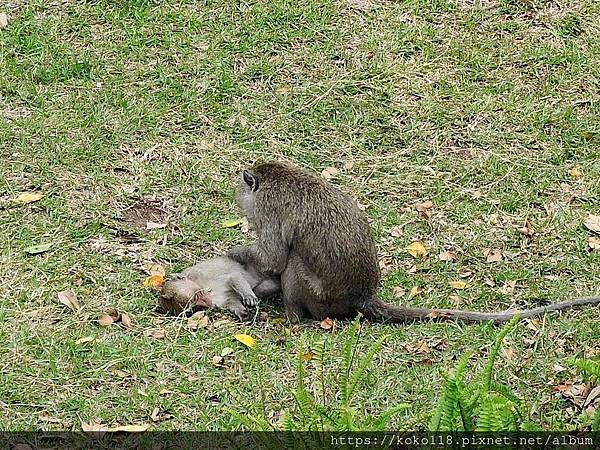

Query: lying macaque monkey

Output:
[157, 256, 280, 319]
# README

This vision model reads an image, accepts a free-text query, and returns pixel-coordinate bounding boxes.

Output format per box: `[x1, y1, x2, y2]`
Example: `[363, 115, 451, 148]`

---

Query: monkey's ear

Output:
[242, 170, 259, 192]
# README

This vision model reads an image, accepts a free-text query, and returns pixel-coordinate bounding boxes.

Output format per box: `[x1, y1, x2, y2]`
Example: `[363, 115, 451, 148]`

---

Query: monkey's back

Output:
[254, 162, 380, 304]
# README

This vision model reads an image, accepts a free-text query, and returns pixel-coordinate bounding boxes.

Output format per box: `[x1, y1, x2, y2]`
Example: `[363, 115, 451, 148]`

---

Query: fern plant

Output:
[226, 315, 409, 434]
[567, 357, 600, 431]
[429, 315, 539, 431]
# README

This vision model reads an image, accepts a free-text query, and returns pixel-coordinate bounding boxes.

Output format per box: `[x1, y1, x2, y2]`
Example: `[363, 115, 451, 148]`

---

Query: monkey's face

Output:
[236, 169, 259, 222]
[158, 278, 213, 315]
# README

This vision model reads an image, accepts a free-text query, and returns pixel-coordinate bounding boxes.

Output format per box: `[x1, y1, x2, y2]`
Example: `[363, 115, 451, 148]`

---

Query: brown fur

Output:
[228, 161, 600, 324]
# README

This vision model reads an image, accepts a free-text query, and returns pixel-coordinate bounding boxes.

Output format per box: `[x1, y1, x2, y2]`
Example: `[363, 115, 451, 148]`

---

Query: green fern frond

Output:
[340, 316, 361, 404]
[347, 335, 387, 401]
[335, 406, 355, 432]
[482, 315, 520, 391]
[520, 420, 543, 431]
[430, 376, 460, 431]
[454, 350, 472, 382]
[568, 358, 600, 383]
[373, 404, 410, 431]
[475, 393, 519, 431]
[430, 351, 472, 432]
[489, 380, 521, 405]
[282, 410, 296, 432]
[312, 339, 327, 402]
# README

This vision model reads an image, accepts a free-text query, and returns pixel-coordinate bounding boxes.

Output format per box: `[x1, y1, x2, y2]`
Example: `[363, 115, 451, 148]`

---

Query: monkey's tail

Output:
[358, 296, 600, 325]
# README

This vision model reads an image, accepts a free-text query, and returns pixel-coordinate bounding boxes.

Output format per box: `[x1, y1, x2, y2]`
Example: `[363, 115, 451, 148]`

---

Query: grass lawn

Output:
[1, 0, 599, 431]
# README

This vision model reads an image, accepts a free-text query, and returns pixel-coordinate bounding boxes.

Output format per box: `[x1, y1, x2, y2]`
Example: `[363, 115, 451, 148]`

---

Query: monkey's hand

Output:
[227, 245, 252, 264]
[228, 302, 249, 321]
[241, 291, 259, 307]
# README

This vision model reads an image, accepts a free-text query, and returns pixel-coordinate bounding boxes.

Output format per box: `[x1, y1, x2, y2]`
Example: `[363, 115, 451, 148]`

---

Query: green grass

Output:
[1, 0, 599, 431]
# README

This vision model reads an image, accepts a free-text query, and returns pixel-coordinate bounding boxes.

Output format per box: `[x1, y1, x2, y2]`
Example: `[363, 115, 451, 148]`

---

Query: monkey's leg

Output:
[281, 266, 309, 323]
[253, 279, 281, 298]
[229, 275, 259, 307]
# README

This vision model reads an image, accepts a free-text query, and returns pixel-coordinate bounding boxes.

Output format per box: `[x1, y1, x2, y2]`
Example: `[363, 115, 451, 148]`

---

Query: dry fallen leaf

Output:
[39, 415, 66, 424]
[588, 237, 600, 251]
[414, 200, 433, 212]
[356, 201, 369, 211]
[221, 218, 242, 228]
[406, 241, 427, 258]
[553, 363, 567, 373]
[407, 286, 422, 300]
[500, 347, 516, 361]
[484, 248, 503, 263]
[212, 355, 225, 366]
[106, 424, 149, 432]
[146, 221, 166, 230]
[389, 225, 403, 238]
[519, 222, 535, 237]
[142, 262, 165, 277]
[405, 340, 431, 354]
[553, 380, 591, 408]
[500, 280, 516, 295]
[121, 313, 132, 329]
[25, 242, 52, 255]
[0, 12, 7, 30]
[221, 347, 234, 357]
[343, 161, 355, 170]
[187, 312, 209, 330]
[569, 167, 582, 179]
[16, 192, 43, 203]
[98, 314, 114, 327]
[449, 295, 463, 306]
[151, 408, 161, 422]
[212, 319, 232, 329]
[234, 334, 256, 348]
[81, 418, 108, 438]
[449, 281, 467, 290]
[57, 289, 80, 312]
[321, 167, 339, 179]
[392, 286, 406, 298]
[584, 214, 600, 233]
[488, 213, 500, 225]
[438, 251, 456, 262]
[584, 385, 600, 408]
[320, 317, 334, 330]
[302, 351, 316, 361]
[378, 256, 393, 274]
[143, 328, 165, 339]
[144, 274, 164, 289]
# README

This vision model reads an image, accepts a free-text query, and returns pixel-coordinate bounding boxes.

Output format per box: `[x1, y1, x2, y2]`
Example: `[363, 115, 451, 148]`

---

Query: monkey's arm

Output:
[228, 275, 259, 307]
[228, 238, 289, 276]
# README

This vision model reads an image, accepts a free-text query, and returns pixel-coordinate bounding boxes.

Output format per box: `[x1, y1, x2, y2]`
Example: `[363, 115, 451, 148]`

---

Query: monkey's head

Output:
[237, 161, 300, 224]
[157, 275, 213, 315]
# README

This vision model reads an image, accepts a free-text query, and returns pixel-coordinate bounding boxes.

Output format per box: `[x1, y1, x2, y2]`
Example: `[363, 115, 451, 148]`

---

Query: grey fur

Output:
[158, 256, 280, 319]
[228, 161, 600, 324]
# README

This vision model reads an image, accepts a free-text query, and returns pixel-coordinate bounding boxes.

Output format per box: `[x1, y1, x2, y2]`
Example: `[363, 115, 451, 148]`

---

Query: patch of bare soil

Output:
[120, 199, 168, 230]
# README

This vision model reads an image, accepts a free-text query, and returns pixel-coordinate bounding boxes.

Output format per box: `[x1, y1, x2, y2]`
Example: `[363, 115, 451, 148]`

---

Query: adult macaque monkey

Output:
[228, 161, 600, 324]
